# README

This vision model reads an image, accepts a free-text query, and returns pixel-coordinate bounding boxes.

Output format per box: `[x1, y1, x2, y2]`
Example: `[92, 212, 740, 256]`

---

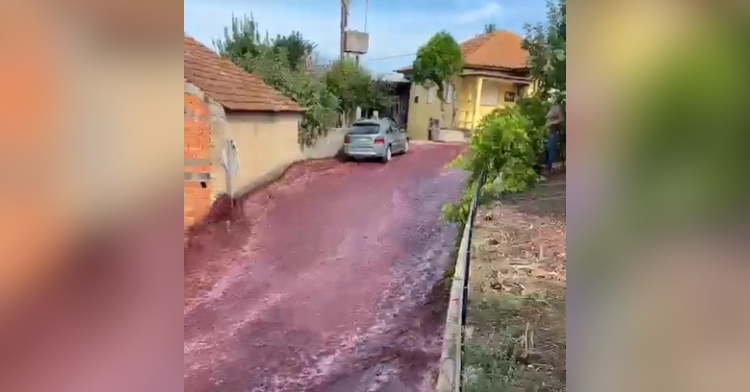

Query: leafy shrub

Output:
[441, 181, 478, 227]
[442, 106, 543, 226]
[362, 79, 397, 114]
[246, 46, 340, 146]
[324, 59, 395, 121]
[464, 107, 541, 191]
[522, 0, 565, 102]
[324, 58, 371, 112]
[515, 96, 550, 154]
[516, 96, 549, 130]
[215, 14, 393, 146]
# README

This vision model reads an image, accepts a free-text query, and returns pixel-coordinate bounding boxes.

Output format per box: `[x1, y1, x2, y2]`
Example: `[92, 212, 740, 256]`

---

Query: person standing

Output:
[544, 98, 565, 175]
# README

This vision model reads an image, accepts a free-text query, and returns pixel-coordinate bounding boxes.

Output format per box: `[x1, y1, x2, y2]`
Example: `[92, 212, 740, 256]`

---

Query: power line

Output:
[363, 53, 417, 61]
[346, 1, 414, 63]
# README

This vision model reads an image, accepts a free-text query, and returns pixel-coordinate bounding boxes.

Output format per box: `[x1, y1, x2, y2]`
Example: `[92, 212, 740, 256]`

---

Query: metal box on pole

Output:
[344, 30, 369, 55]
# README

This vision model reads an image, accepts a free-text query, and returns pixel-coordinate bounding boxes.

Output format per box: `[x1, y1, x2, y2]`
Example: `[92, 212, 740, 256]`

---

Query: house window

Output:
[480, 80, 501, 106]
[426, 87, 434, 104]
[504, 91, 516, 102]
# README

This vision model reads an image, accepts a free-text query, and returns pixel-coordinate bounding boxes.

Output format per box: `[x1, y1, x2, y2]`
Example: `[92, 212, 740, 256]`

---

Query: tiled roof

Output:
[461, 30, 528, 70]
[184, 35, 304, 113]
[397, 30, 528, 73]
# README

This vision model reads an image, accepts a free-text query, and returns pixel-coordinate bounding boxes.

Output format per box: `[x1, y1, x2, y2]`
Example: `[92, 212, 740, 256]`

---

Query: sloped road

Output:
[184, 143, 466, 392]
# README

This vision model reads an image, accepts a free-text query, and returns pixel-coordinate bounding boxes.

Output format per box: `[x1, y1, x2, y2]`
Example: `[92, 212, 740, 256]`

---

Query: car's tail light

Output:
[344, 135, 351, 144]
[373, 137, 384, 144]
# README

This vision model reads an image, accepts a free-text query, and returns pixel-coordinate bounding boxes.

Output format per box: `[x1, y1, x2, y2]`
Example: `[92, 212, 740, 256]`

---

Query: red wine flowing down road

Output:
[184, 143, 466, 392]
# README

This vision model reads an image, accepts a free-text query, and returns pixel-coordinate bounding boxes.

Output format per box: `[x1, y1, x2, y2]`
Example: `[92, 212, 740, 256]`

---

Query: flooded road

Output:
[184, 143, 466, 392]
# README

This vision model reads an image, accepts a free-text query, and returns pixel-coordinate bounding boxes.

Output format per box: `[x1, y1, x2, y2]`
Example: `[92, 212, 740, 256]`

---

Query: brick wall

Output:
[184, 91, 212, 228]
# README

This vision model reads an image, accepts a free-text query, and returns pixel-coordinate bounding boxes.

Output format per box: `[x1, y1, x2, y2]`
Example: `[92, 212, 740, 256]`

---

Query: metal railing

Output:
[436, 170, 487, 392]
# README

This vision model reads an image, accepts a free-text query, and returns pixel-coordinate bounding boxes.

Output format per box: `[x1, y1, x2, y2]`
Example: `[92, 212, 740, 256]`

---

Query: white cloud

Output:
[456, 2, 502, 24]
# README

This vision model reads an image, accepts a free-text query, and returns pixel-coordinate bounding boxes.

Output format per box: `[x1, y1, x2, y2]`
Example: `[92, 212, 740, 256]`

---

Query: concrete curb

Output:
[435, 218, 472, 392]
[436, 174, 484, 392]
[411, 140, 467, 146]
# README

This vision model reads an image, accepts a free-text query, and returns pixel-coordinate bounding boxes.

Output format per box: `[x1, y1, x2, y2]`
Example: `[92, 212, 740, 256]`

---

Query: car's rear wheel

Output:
[403, 139, 409, 154]
[382, 146, 392, 163]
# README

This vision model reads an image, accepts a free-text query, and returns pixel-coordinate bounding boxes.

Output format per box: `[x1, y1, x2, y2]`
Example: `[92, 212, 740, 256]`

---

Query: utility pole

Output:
[340, 0, 349, 59]
[339, 0, 349, 126]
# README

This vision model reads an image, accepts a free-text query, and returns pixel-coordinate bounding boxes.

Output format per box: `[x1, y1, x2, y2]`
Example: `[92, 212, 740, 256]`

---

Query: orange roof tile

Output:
[397, 30, 528, 73]
[184, 35, 304, 113]
[462, 30, 528, 69]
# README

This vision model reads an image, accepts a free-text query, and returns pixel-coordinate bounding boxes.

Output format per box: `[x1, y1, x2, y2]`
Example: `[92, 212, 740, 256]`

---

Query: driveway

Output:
[184, 143, 466, 392]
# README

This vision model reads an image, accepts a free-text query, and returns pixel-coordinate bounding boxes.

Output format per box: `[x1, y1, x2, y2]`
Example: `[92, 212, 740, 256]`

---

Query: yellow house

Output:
[397, 30, 536, 140]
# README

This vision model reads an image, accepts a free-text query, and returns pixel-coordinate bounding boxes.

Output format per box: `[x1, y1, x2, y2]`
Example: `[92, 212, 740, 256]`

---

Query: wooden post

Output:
[340, 0, 348, 59]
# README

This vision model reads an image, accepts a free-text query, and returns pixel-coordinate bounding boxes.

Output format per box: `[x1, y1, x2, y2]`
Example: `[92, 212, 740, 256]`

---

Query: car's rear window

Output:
[348, 123, 380, 135]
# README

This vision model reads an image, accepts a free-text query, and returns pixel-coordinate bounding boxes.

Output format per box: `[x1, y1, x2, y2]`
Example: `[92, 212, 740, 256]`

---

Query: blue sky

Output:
[184, 0, 548, 74]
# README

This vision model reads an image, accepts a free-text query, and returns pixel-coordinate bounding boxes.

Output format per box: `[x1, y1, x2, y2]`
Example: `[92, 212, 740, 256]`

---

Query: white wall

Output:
[301, 128, 347, 160]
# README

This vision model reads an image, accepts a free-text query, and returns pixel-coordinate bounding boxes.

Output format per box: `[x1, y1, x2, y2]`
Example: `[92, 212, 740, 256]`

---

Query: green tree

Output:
[484, 23, 497, 33]
[411, 31, 463, 123]
[214, 14, 339, 146]
[522, 0, 566, 103]
[214, 14, 264, 64]
[363, 79, 396, 114]
[325, 58, 372, 118]
[325, 59, 396, 123]
[247, 46, 339, 146]
[214, 13, 393, 142]
[272, 31, 316, 71]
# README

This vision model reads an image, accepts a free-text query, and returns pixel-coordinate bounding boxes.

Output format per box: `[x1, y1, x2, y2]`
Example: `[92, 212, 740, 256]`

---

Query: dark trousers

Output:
[544, 131, 560, 172]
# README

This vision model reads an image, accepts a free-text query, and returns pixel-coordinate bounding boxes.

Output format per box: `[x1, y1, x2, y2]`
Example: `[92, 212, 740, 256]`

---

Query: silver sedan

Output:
[343, 119, 410, 163]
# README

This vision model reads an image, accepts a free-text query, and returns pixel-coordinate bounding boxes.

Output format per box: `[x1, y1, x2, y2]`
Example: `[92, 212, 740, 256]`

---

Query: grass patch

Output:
[464, 341, 519, 392]
[464, 173, 566, 392]
[464, 294, 565, 392]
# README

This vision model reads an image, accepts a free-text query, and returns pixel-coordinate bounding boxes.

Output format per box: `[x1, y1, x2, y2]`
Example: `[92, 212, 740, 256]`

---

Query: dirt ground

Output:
[464, 172, 566, 392]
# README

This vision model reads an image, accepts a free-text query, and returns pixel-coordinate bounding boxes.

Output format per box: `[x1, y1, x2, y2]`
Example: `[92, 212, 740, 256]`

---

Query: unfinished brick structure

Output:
[183, 91, 213, 228]
[183, 35, 307, 230]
